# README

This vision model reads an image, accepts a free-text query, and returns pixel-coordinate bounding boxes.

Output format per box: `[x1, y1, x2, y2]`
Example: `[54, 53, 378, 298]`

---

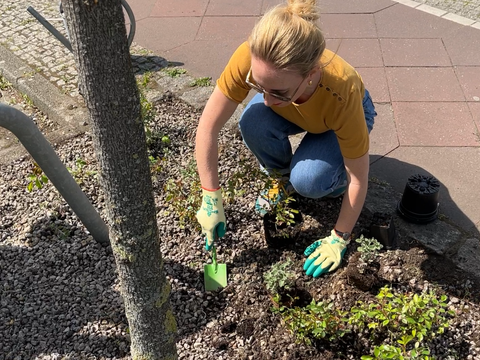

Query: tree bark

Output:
[60, 1, 178, 358]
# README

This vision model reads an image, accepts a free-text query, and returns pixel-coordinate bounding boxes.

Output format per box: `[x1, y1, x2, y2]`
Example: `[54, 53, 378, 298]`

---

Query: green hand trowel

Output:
[204, 245, 227, 291]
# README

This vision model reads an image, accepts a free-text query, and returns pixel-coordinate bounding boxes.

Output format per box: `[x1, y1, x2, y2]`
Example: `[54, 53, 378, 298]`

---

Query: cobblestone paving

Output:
[0, 0, 167, 102]
[415, 0, 480, 21]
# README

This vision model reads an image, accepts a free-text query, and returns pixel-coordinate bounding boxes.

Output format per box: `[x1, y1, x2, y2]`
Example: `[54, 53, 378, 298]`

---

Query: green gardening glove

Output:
[303, 230, 349, 277]
[196, 187, 226, 251]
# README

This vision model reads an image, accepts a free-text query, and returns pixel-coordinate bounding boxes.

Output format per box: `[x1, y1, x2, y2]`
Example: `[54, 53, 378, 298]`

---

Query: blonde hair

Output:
[249, 0, 325, 77]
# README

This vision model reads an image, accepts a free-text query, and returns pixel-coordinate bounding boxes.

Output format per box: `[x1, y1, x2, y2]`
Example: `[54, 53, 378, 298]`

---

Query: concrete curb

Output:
[0, 43, 88, 165]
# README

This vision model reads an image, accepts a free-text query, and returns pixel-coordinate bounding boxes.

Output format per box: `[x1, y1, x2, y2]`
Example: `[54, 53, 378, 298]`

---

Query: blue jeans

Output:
[239, 89, 377, 199]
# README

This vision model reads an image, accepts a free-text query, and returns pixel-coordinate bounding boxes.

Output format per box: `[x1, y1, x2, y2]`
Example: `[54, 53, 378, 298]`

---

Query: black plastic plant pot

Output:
[263, 211, 303, 249]
[370, 212, 397, 250]
[397, 174, 440, 224]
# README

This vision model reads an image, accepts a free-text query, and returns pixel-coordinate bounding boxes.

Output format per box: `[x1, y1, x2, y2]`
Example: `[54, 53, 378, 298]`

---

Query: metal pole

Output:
[27, 6, 73, 53]
[0, 104, 109, 246]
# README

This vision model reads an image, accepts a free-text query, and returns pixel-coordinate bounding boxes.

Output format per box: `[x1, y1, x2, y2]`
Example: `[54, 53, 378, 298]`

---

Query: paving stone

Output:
[205, 0, 263, 16]
[452, 238, 480, 276]
[356, 67, 391, 103]
[392, 102, 478, 146]
[468, 102, 480, 130]
[196, 16, 257, 42]
[386, 67, 465, 102]
[380, 38, 451, 67]
[134, 17, 202, 53]
[150, 0, 209, 17]
[369, 103, 399, 157]
[443, 26, 480, 65]
[321, 14, 378, 39]
[375, 3, 463, 38]
[328, 39, 384, 68]
[454, 67, 480, 101]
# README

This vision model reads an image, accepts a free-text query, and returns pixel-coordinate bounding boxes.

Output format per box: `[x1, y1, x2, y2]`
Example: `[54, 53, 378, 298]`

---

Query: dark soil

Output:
[151, 94, 480, 359]
[345, 252, 382, 291]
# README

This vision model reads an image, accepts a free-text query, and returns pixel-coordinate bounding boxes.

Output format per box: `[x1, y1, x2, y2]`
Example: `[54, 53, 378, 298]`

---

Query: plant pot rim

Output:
[397, 201, 439, 223]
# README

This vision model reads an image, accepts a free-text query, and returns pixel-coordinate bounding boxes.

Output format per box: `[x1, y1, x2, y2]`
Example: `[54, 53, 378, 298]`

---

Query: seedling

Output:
[356, 235, 383, 272]
[163, 67, 187, 78]
[67, 158, 97, 185]
[0, 75, 12, 90]
[26, 162, 48, 192]
[164, 159, 202, 230]
[263, 258, 296, 299]
[190, 77, 212, 87]
[136, 72, 156, 141]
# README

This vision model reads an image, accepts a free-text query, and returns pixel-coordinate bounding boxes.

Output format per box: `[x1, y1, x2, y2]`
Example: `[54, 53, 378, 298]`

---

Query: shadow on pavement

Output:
[369, 154, 480, 238]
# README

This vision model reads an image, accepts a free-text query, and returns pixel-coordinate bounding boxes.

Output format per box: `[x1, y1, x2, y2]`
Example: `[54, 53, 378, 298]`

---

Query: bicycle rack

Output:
[27, 6, 73, 52]
[0, 104, 109, 246]
[27, 0, 136, 52]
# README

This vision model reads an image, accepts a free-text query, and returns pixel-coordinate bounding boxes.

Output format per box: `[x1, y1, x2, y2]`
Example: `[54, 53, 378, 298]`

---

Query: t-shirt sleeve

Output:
[216, 42, 252, 104]
[331, 82, 369, 159]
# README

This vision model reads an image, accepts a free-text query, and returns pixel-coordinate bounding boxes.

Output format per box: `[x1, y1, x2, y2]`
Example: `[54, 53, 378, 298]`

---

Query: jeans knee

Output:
[290, 166, 346, 199]
[290, 172, 328, 198]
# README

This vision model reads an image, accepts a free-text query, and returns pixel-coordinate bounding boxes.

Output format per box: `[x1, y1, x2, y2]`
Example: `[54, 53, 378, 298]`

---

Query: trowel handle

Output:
[211, 246, 217, 268]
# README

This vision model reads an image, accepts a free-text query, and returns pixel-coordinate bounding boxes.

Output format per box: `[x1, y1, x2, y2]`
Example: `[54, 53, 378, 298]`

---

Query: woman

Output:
[195, 0, 377, 278]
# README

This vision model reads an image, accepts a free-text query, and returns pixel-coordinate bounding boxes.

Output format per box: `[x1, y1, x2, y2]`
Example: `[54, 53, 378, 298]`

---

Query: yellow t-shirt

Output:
[217, 41, 370, 159]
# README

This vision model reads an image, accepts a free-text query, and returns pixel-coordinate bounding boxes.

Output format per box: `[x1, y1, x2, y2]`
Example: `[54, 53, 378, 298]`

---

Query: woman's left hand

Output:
[303, 230, 349, 277]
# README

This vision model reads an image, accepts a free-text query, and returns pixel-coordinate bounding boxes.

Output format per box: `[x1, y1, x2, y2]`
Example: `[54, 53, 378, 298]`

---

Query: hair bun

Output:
[286, 0, 319, 22]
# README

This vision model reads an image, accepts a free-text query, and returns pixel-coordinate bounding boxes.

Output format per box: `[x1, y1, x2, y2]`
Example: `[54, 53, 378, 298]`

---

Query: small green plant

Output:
[60, 74, 70, 84]
[272, 195, 298, 229]
[356, 235, 383, 268]
[163, 67, 187, 78]
[164, 158, 202, 229]
[351, 286, 453, 358]
[0, 75, 12, 90]
[148, 155, 163, 174]
[20, 19, 34, 26]
[275, 285, 454, 358]
[26, 162, 48, 192]
[22, 94, 34, 107]
[279, 300, 348, 345]
[22, 68, 40, 78]
[259, 173, 299, 229]
[136, 72, 157, 141]
[190, 77, 212, 87]
[263, 258, 296, 297]
[67, 158, 97, 185]
[363, 342, 432, 360]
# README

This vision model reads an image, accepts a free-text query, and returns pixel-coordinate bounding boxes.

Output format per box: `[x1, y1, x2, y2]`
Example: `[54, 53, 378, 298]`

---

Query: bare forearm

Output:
[195, 128, 220, 189]
[335, 152, 370, 234]
[194, 86, 238, 190]
[335, 181, 368, 233]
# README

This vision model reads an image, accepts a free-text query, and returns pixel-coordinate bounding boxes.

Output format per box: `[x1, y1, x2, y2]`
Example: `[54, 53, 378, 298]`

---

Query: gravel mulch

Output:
[1, 91, 480, 360]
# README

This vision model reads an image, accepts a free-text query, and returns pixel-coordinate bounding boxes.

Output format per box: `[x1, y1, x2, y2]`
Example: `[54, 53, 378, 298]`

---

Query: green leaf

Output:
[27, 182, 33, 192]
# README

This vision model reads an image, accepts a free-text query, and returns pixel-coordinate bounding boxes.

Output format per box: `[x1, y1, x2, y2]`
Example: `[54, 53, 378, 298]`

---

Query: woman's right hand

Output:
[196, 187, 226, 250]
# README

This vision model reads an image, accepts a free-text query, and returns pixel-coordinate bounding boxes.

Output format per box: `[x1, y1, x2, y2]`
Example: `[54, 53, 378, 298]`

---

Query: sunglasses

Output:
[245, 68, 305, 103]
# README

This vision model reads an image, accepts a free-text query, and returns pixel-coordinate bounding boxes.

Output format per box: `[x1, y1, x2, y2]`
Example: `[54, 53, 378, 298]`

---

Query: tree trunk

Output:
[60, 1, 178, 358]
